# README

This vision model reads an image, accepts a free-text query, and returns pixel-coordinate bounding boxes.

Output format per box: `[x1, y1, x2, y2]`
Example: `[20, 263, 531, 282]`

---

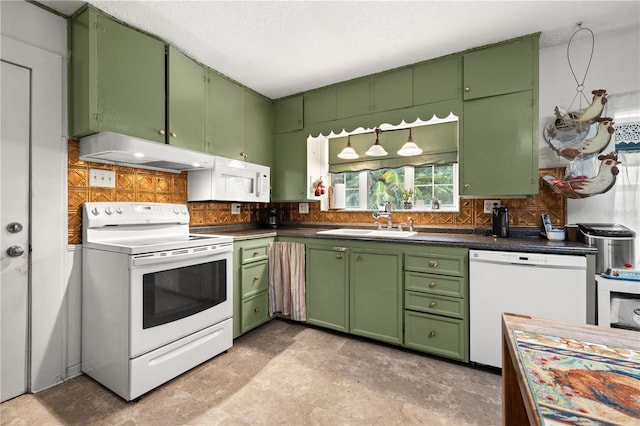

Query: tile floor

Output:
[0, 320, 502, 425]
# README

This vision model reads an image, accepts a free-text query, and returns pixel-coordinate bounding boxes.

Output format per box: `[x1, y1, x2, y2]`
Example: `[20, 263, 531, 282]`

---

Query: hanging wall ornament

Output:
[542, 24, 622, 199]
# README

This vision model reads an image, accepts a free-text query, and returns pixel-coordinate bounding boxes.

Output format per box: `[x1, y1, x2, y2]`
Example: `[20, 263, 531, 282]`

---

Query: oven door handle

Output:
[131, 245, 231, 268]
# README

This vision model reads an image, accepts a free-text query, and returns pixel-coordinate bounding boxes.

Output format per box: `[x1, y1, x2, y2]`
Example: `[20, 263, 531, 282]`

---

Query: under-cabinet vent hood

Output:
[79, 132, 214, 173]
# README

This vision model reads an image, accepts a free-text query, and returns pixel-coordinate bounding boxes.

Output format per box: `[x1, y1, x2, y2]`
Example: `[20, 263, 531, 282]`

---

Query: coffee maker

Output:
[492, 206, 509, 238]
[265, 208, 278, 229]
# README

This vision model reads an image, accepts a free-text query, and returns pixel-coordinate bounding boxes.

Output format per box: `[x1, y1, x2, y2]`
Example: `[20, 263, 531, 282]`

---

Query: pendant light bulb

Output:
[365, 129, 388, 157]
[397, 128, 423, 156]
[337, 135, 359, 159]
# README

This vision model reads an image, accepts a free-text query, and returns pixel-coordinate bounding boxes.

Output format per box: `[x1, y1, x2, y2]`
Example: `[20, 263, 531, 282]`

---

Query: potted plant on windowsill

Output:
[401, 189, 414, 209]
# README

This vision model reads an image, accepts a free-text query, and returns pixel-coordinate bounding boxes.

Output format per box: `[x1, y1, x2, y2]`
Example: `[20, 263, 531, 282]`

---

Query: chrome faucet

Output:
[408, 216, 414, 232]
[372, 202, 393, 229]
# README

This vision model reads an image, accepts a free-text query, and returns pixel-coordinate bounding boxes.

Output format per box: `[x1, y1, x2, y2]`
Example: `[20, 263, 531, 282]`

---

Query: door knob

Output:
[6, 222, 23, 233]
[6, 245, 24, 257]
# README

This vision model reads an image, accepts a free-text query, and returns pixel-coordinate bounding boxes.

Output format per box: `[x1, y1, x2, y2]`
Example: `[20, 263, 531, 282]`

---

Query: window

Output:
[331, 164, 459, 211]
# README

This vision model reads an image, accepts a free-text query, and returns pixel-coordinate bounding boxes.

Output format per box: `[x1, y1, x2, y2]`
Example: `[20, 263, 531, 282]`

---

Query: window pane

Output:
[345, 172, 359, 188]
[415, 185, 433, 204]
[435, 185, 454, 204]
[433, 165, 454, 185]
[330, 174, 344, 186]
[415, 166, 433, 185]
[367, 168, 404, 209]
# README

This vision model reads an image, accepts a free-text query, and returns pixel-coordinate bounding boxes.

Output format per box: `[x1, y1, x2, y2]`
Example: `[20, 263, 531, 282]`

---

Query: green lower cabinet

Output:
[350, 248, 403, 345]
[404, 311, 467, 362]
[305, 245, 349, 332]
[233, 238, 273, 338]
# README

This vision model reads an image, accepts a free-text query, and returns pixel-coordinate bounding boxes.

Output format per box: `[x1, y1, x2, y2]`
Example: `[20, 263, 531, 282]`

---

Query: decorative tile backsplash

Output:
[68, 140, 565, 243]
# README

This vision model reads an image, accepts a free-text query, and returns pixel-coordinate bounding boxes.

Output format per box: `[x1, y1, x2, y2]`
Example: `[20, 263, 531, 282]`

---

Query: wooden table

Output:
[501, 313, 640, 425]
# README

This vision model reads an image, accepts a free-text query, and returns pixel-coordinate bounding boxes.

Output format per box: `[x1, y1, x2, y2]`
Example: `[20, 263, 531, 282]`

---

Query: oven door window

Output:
[142, 258, 227, 329]
[609, 291, 640, 331]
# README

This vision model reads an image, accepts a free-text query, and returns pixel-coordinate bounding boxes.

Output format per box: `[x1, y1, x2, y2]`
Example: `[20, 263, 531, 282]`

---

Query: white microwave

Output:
[187, 156, 270, 203]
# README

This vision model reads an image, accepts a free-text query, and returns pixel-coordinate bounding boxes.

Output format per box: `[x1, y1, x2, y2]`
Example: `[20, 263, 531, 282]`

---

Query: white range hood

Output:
[79, 132, 214, 173]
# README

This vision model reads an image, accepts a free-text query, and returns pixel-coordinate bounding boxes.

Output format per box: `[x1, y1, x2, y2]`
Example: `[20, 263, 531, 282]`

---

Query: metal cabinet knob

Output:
[465, 87, 470, 92]
[429, 282, 436, 288]
[428, 331, 436, 338]
[254, 276, 260, 281]
[355, 255, 363, 261]
[464, 184, 471, 189]
[253, 250, 260, 256]
[254, 307, 260, 313]
[6, 222, 23, 233]
[6, 246, 24, 257]
[336, 253, 343, 259]
[429, 301, 437, 308]
[170, 132, 177, 138]
[428, 260, 438, 268]
[159, 129, 166, 135]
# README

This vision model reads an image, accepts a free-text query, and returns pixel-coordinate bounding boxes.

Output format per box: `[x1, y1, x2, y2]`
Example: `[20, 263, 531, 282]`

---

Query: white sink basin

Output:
[316, 228, 417, 238]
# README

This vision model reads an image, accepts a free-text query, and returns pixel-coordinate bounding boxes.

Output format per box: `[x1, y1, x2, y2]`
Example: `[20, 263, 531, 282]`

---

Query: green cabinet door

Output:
[306, 245, 349, 332]
[372, 68, 413, 112]
[461, 90, 537, 197]
[70, 6, 166, 141]
[350, 248, 403, 345]
[304, 87, 337, 124]
[167, 46, 205, 151]
[413, 56, 462, 105]
[244, 90, 273, 166]
[206, 71, 245, 158]
[272, 130, 307, 201]
[336, 79, 371, 118]
[463, 36, 536, 100]
[274, 96, 304, 134]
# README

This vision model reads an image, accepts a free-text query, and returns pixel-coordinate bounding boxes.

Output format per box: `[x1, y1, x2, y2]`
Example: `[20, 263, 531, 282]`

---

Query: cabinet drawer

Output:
[405, 291, 464, 318]
[241, 260, 268, 298]
[405, 272, 465, 298]
[404, 311, 467, 362]
[405, 252, 466, 276]
[241, 243, 269, 264]
[241, 291, 269, 333]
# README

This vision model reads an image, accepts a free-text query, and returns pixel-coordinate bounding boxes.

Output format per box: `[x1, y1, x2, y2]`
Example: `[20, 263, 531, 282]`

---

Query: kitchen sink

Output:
[316, 228, 417, 238]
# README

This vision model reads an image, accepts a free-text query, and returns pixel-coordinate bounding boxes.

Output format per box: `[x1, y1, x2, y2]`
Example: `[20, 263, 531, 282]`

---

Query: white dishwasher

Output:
[469, 250, 587, 368]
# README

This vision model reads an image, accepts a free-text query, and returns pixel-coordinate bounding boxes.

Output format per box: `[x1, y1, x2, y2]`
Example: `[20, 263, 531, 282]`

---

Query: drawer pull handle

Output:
[253, 250, 260, 256]
[429, 282, 436, 288]
[254, 276, 260, 281]
[429, 301, 437, 308]
[254, 307, 260, 313]
[336, 253, 343, 259]
[428, 260, 438, 268]
[428, 331, 436, 338]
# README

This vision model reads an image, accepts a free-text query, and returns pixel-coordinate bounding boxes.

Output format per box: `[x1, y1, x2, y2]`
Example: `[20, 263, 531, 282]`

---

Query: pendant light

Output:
[365, 128, 388, 156]
[397, 128, 423, 156]
[337, 135, 359, 159]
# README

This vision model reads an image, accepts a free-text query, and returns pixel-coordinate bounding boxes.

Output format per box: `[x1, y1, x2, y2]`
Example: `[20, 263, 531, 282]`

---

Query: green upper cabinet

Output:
[413, 56, 461, 105]
[463, 37, 536, 100]
[304, 87, 337, 125]
[336, 79, 371, 119]
[350, 248, 403, 345]
[244, 90, 273, 167]
[274, 95, 304, 134]
[306, 244, 349, 332]
[372, 68, 413, 112]
[69, 6, 166, 142]
[205, 71, 245, 158]
[461, 90, 537, 197]
[167, 46, 206, 151]
[272, 130, 307, 201]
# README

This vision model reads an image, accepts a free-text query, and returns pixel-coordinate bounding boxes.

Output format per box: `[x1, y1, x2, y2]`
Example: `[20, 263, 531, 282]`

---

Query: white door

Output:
[1, 60, 31, 402]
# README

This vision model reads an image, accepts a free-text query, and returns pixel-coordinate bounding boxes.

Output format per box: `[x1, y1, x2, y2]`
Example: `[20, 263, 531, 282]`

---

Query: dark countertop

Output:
[191, 225, 597, 256]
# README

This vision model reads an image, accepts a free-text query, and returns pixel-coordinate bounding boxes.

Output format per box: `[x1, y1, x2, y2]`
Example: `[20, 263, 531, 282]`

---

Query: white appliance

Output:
[82, 202, 233, 400]
[187, 156, 270, 203]
[597, 275, 640, 331]
[469, 250, 587, 368]
[79, 132, 214, 173]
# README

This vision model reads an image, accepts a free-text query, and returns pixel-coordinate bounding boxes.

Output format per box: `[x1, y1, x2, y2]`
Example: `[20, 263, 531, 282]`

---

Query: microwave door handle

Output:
[255, 172, 261, 197]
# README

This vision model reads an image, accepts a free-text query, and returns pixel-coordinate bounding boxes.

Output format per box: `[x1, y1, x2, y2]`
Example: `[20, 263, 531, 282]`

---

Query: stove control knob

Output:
[105, 207, 113, 215]
[172, 208, 179, 215]
[115, 208, 123, 215]
[91, 207, 100, 216]
[181, 208, 187, 215]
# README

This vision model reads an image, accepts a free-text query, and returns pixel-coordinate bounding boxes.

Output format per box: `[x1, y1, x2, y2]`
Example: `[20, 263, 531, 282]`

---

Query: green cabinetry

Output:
[272, 130, 307, 201]
[69, 6, 166, 142]
[371, 68, 413, 112]
[336, 79, 371, 119]
[304, 87, 337, 124]
[205, 71, 245, 158]
[403, 246, 468, 362]
[233, 238, 273, 338]
[167, 46, 206, 151]
[274, 96, 304, 134]
[413, 56, 461, 105]
[244, 90, 273, 167]
[305, 245, 349, 332]
[460, 34, 539, 197]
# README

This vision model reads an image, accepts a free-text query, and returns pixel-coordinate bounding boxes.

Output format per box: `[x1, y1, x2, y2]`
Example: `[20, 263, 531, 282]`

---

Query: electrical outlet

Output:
[483, 200, 501, 214]
[299, 203, 309, 214]
[89, 168, 115, 188]
[231, 203, 241, 214]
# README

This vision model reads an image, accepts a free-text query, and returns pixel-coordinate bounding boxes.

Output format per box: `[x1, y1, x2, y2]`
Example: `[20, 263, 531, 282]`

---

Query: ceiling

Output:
[39, 1, 640, 99]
